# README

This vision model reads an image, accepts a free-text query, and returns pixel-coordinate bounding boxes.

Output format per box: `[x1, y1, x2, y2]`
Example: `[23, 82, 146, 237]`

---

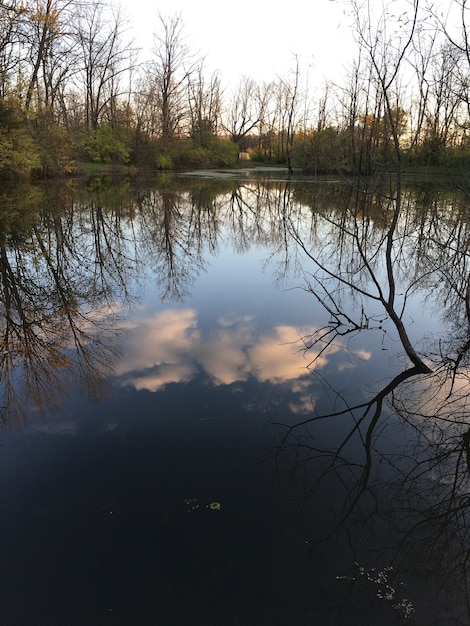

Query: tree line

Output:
[2, 0, 470, 177]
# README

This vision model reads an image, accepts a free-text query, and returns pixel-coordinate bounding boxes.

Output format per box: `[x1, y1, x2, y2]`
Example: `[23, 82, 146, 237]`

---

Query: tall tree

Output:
[280, 55, 302, 173]
[149, 12, 197, 140]
[346, 0, 433, 174]
[0, 0, 25, 97]
[223, 75, 260, 147]
[74, 0, 132, 130]
[433, 0, 470, 146]
[187, 64, 222, 145]
[24, 0, 59, 110]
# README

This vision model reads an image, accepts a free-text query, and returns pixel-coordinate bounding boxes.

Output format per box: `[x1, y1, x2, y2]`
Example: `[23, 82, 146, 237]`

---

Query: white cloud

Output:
[117, 309, 348, 394]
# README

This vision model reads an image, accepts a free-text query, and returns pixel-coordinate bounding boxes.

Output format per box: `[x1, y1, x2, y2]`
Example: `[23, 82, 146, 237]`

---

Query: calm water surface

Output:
[0, 172, 469, 625]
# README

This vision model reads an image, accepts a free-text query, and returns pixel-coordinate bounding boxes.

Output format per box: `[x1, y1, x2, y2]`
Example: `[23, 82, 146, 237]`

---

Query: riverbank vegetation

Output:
[1, 0, 470, 179]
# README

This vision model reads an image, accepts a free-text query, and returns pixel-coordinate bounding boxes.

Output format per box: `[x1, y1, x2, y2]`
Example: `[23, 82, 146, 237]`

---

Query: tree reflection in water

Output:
[272, 176, 470, 623]
[0, 183, 131, 426]
[3, 174, 470, 622]
[0, 178, 236, 427]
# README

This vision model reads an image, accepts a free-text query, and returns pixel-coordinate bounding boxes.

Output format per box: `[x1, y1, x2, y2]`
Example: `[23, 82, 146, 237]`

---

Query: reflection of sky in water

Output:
[114, 239, 378, 420]
[0, 184, 463, 626]
[118, 310, 329, 389]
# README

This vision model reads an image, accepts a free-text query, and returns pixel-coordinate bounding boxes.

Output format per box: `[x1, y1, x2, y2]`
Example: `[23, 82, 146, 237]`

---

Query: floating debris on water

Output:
[184, 498, 199, 512]
[184, 499, 222, 512]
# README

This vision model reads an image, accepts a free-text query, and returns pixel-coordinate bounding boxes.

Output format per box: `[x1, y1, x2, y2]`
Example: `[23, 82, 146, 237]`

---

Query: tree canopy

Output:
[1, 0, 470, 177]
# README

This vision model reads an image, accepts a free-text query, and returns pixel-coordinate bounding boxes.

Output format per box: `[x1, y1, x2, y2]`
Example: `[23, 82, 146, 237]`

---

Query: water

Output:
[0, 173, 469, 625]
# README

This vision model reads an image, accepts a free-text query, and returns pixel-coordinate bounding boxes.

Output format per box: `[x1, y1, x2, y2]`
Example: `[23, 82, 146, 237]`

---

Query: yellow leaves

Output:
[27, 1, 61, 34]
[0, 128, 41, 174]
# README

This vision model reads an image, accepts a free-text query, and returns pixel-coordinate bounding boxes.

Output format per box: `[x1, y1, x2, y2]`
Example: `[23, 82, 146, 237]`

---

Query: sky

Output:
[125, 0, 354, 88]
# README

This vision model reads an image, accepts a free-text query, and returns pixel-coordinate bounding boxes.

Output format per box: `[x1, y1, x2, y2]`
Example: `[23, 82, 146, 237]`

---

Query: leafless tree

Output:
[279, 55, 302, 173]
[22, 0, 74, 112]
[187, 63, 222, 143]
[74, 0, 133, 130]
[0, 0, 25, 97]
[222, 75, 261, 147]
[147, 12, 199, 140]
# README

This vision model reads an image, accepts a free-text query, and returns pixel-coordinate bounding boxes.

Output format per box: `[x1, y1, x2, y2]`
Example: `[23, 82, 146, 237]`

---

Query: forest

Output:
[2, 0, 470, 178]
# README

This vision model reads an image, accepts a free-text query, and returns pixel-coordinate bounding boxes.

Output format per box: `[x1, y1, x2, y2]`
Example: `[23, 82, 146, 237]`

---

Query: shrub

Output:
[292, 128, 350, 174]
[162, 137, 238, 170]
[75, 125, 129, 165]
[0, 99, 41, 177]
[0, 128, 41, 176]
[34, 121, 74, 176]
[207, 137, 239, 167]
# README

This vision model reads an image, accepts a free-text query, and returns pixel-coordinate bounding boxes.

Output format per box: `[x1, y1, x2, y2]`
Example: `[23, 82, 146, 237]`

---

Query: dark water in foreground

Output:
[1, 172, 469, 625]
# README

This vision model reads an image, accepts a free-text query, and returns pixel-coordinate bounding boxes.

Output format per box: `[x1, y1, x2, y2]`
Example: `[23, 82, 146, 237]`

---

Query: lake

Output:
[1, 170, 469, 625]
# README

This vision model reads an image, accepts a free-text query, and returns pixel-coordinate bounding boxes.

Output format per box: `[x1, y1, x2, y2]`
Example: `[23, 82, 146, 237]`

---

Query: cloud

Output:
[249, 325, 317, 383]
[116, 308, 200, 375]
[124, 362, 196, 392]
[195, 327, 251, 385]
[117, 309, 346, 393]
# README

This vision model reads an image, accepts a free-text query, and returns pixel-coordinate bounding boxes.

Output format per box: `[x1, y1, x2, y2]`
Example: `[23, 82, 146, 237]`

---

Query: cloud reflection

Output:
[116, 309, 200, 391]
[117, 308, 367, 393]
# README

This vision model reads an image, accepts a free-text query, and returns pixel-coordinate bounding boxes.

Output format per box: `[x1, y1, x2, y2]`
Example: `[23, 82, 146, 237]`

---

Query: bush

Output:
[249, 148, 268, 163]
[207, 137, 239, 167]
[0, 99, 41, 177]
[34, 121, 74, 176]
[160, 137, 238, 170]
[154, 153, 173, 169]
[0, 128, 41, 176]
[292, 128, 350, 174]
[75, 125, 129, 165]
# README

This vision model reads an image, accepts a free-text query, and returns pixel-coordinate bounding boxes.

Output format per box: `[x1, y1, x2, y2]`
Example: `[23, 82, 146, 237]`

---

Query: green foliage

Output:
[153, 144, 174, 170]
[34, 119, 75, 176]
[0, 127, 41, 176]
[0, 98, 40, 177]
[169, 139, 209, 169]
[292, 128, 350, 174]
[249, 146, 287, 164]
[155, 153, 173, 169]
[0, 98, 22, 131]
[152, 137, 238, 170]
[249, 148, 269, 163]
[206, 137, 239, 167]
[404, 139, 470, 172]
[442, 143, 470, 169]
[190, 118, 216, 148]
[293, 109, 412, 175]
[75, 125, 130, 165]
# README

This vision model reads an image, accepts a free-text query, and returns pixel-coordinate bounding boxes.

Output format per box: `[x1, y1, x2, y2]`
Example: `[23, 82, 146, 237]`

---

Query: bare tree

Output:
[0, 0, 25, 97]
[23, 0, 69, 111]
[338, 0, 434, 175]
[74, 0, 133, 130]
[147, 12, 198, 140]
[222, 75, 261, 147]
[429, 0, 470, 152]
[279, 55, 302, 173]
[187, 63, 222, 144]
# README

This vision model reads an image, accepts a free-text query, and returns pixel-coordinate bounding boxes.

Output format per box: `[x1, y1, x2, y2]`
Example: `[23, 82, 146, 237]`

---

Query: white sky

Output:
[125, 0, 354, 88]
